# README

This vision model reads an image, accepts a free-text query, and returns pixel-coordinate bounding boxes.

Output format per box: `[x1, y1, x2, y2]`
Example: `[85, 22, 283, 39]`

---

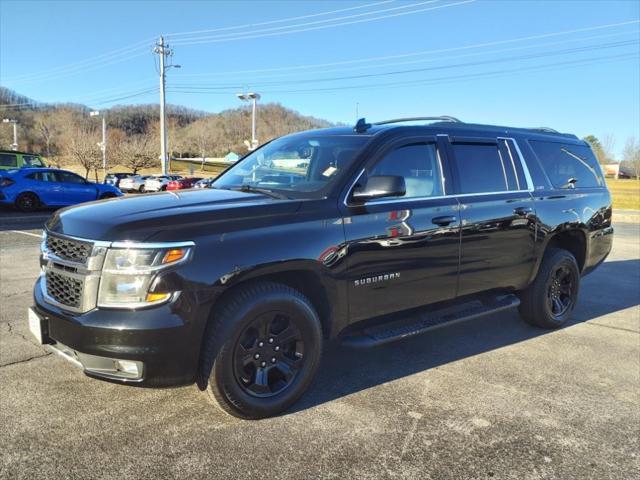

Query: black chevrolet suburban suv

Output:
[30, 117, 613, 418]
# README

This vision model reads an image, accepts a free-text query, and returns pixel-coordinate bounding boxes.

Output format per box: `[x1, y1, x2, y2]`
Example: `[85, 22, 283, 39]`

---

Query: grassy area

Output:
[62, 161, 228, 182]
[606, 178, 640, 211]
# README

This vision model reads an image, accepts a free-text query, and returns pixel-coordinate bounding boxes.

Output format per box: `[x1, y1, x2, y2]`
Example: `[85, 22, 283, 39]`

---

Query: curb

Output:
[613, 214, 640, 224]
[613, 209, 640, 224]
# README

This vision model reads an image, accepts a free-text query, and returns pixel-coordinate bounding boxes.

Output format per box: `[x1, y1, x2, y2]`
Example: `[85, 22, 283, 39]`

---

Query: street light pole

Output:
[236, 92, 261, 150]
[90, 111, 107, 176]
[2, 119, 18, 150]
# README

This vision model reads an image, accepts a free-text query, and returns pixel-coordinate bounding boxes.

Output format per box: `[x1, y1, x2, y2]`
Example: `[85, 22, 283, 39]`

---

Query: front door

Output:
[55, 171, 96, 204]
[342, 137, 461, 323]
[445, 136, 537, 295]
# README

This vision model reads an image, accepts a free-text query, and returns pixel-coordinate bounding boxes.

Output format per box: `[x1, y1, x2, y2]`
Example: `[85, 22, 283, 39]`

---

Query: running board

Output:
[341, 294, 520, 348]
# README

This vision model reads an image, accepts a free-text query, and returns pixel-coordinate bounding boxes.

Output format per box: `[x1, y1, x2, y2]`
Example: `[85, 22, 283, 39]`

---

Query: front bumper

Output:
[33, 276, 205, 387]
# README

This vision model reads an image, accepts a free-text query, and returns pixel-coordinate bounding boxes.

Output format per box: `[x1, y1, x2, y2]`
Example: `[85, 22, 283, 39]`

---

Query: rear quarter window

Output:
[529, 140, 605, 189]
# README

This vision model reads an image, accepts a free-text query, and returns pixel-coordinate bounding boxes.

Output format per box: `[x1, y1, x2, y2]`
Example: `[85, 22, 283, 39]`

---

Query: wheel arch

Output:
[212, 261, 341, 340]
[529, 226, 588, 283]
[15, 190, 43, 206]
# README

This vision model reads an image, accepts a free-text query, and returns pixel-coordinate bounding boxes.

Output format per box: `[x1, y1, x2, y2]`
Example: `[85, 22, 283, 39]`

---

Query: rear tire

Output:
[15, 192, 39, 212]
[139, 185, 145, 193]
[519, 248, 580, 329]
[199, 281, 323, 419]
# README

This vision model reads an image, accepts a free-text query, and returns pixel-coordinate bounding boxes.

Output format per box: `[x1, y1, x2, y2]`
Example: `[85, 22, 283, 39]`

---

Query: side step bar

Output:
[341, 294, 520, 348]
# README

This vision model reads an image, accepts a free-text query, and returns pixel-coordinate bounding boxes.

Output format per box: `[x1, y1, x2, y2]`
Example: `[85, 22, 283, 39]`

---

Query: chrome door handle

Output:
[432, 215, 457, 226]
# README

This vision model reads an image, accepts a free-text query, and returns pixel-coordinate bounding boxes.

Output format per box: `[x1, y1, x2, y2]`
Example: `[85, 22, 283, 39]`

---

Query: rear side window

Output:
[0, 153, 17, 167]
[28, 171, 57, 182]
[451, 142, 509, 194]
[529, 140, 605, 189]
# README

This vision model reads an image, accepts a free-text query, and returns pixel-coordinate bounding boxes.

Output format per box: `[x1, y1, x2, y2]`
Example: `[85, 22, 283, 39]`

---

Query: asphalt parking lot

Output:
[0, 215, 638, 480]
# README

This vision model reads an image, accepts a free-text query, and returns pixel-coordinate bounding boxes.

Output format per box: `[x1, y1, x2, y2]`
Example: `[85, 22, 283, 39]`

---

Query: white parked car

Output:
[119, 175, 151, 193]
[144, 175, 182, 192]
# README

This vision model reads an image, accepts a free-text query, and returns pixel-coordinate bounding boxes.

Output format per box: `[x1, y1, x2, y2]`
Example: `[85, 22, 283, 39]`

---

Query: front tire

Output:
[519, 248, 580, 328]
[15, 192, 39, 212]
[199, 282, 323, 419]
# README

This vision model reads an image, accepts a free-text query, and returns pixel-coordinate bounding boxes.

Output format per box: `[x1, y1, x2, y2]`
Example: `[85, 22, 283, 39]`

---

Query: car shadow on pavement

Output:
[290, 258, 640, 415]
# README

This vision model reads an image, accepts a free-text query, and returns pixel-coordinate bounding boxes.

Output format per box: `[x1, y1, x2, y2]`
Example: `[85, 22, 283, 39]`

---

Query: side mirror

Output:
[351, 175, 406, 202]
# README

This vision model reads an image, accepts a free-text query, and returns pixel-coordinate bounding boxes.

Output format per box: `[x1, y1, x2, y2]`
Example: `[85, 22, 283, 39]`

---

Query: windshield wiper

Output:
[234, 184, 290, 199]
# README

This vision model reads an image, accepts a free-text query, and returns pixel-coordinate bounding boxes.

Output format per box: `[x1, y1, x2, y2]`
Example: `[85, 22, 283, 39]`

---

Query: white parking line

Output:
[8, 230, 42, 239]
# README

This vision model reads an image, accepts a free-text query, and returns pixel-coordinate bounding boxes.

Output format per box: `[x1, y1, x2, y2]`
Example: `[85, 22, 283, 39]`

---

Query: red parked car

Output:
[166, 177, 203, 190]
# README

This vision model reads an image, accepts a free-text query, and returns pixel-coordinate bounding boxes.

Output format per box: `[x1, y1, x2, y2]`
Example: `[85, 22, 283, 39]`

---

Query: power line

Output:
[165, 0, 396, 37]
[2, 39, 154, 84]
[169, 0, 441, 43]
[168, 52, 637, 96]
[0, 0, 445, 85]
[173, 20, 640, 78]
[170, 0, 476, 46]
[171, 39, 639, 90]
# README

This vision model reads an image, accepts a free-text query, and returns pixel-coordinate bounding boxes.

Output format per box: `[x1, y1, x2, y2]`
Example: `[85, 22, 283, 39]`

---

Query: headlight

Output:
[97, 243, 192, 308]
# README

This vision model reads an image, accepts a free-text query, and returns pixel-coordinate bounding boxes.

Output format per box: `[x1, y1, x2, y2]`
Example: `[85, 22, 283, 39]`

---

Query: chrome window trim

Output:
[342, 137, 535, 207]
[497, 137, 534, 192]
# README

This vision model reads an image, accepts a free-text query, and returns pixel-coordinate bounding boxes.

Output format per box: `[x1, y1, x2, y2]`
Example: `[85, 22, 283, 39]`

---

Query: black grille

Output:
[46, 234, 92, 263]
[46, 270, 83, 308]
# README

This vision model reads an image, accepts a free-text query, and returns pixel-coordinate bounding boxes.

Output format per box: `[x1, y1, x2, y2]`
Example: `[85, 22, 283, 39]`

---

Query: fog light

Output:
[115, 360, 141, 377]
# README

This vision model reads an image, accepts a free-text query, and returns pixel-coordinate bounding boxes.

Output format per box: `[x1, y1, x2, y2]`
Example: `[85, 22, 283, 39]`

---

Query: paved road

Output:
[0, 223, 638, 480]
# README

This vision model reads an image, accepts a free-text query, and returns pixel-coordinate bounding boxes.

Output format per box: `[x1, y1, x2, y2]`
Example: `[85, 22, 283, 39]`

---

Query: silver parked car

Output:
[119, 175, 151, 193]
[144, 175, 182, 192]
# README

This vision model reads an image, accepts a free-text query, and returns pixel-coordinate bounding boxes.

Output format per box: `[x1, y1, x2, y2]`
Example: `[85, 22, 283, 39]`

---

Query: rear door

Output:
[444, 136, 536, 295]
[26, 171, 65, 205]
[55, 171, 97, 204]
[341, 136, 461, 323]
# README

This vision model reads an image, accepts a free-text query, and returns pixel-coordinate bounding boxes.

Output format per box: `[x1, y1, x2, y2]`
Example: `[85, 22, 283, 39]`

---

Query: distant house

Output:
[224, 152, 240, 164]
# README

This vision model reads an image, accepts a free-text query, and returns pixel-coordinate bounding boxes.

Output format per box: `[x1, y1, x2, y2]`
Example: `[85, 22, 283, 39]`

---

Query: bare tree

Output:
[65, 127, 102, 180]
[622, 137, 640, 179]
[115, 135, 159, 174]
[34, 111, 63, 167]
[186, 119, 217, 170]
[601, 134, 617, 164]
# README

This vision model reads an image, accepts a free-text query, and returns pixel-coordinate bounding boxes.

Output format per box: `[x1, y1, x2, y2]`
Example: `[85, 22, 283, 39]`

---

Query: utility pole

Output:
[90, 111, 107, 176]
[236, 92, 261, 151]
[2, 119, 18, 150]
[153, 36, 180, 175]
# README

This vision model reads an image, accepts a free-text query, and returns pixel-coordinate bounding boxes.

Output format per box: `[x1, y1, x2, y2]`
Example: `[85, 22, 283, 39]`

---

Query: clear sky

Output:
[1, 0, 639, 156]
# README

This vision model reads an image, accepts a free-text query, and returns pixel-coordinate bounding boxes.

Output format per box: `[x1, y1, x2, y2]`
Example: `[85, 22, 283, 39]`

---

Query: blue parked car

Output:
[0, 168, 123, 212]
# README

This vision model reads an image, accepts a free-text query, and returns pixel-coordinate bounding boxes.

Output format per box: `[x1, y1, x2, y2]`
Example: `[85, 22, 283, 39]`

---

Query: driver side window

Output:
[368, 143, 443, 199]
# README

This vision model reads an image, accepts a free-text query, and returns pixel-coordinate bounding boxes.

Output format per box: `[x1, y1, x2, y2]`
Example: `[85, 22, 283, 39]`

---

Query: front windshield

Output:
[213, 133, 368, 198]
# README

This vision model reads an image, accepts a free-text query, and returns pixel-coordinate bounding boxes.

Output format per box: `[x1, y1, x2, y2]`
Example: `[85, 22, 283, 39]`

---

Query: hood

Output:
[46, 188, 301, 242]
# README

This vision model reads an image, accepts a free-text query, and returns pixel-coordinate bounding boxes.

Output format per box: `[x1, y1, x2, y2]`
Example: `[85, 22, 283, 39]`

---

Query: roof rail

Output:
[373, 116, 462, 126]
[528, 126, 559, 134]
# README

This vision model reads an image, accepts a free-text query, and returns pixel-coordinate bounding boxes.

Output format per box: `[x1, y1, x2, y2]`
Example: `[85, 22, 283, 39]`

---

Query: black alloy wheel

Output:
[233, 312, 304, 397]
[546, 264, 575, 318]
[200, 281, 323, 419]
[15, 192, 39, 212]
[518, 247, 580, 328]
